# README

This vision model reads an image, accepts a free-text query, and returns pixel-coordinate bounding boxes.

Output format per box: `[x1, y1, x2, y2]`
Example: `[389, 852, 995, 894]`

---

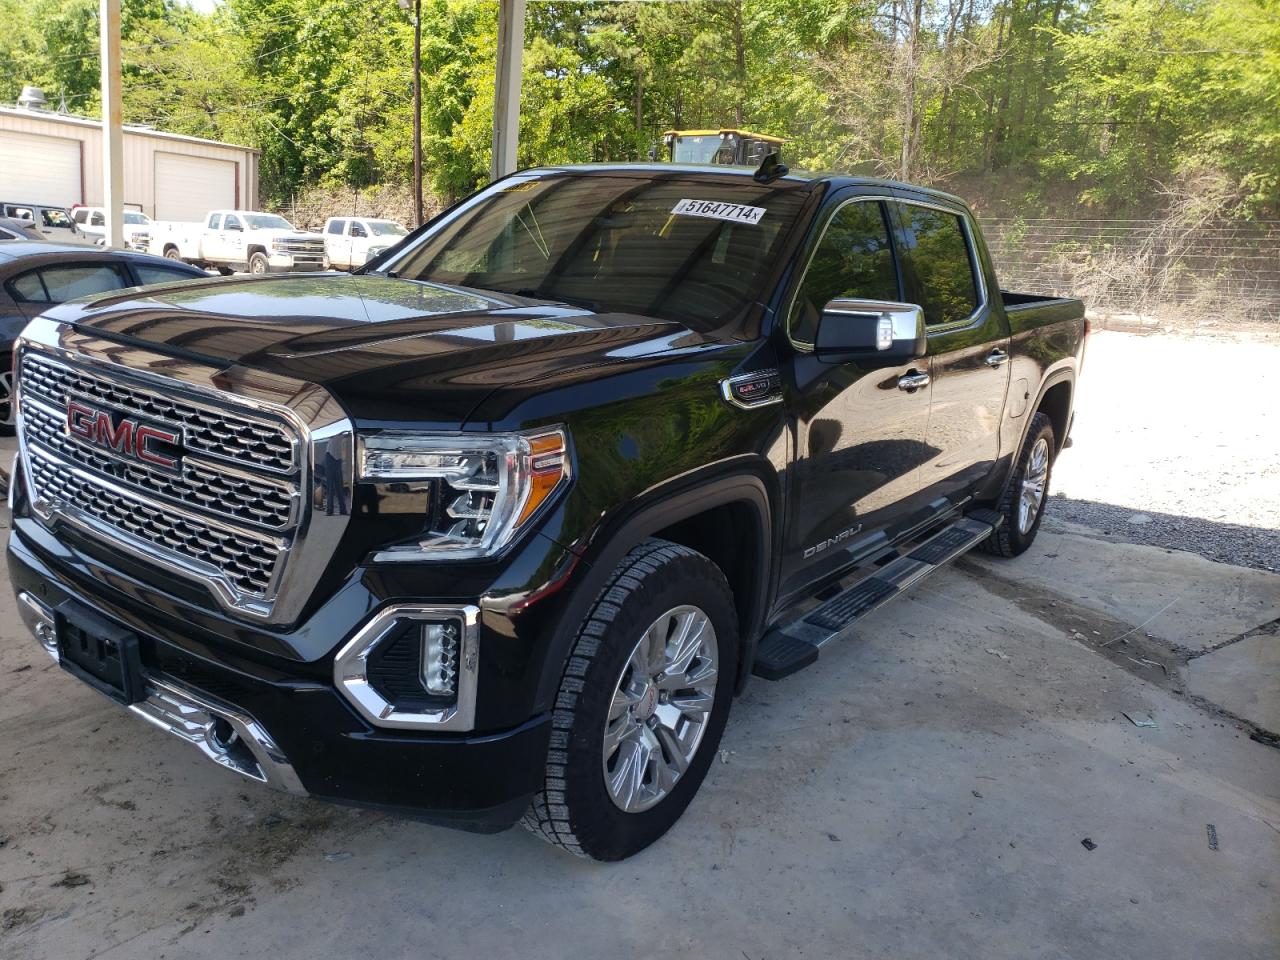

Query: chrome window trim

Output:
[784, 195, 894, 352]
[334, 604, 480, 732]
[15, 317, 354, 625]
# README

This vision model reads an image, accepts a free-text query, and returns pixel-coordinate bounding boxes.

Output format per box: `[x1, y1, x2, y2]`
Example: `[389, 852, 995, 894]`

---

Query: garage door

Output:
[0, 130, 81, 205]
[154, 153, 236, 221]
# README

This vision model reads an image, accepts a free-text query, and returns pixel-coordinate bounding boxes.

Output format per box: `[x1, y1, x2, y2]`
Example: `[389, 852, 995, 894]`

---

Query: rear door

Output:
[325, 219, 348, 267]
[890, 197, 1010, 505]
[778, 193, 934, 599]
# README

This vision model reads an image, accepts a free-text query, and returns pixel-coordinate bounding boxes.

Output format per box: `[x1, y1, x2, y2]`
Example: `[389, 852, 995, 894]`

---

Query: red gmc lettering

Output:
[65, 400, 179, 470]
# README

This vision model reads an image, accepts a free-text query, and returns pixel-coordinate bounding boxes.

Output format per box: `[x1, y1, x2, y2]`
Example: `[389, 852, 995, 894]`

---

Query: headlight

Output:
[359, 428, 569, 560]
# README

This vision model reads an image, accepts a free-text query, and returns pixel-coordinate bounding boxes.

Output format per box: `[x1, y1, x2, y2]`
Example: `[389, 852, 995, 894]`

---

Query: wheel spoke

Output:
[664, 611, 708, 679]
[603, 714, 638, 757]
[653, 723, 691, 774]
[609, 738, 650, 810]
[669, 689, 715, 718]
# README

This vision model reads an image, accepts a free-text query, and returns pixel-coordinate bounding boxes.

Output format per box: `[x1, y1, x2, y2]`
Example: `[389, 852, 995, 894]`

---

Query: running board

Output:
[752, 509, 1002, 681]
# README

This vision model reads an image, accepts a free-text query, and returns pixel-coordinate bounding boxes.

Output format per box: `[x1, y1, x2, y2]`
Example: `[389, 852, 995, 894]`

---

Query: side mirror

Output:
[227, 223, 243, 232]
[814, 299, 926, 365]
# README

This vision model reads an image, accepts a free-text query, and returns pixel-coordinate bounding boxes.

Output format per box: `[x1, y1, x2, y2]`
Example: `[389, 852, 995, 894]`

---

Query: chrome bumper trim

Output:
[334, 604, 480, 731]
[130, 677, 306, 795]
[16, 591, 304, 795]
[17, 589, 58, 659]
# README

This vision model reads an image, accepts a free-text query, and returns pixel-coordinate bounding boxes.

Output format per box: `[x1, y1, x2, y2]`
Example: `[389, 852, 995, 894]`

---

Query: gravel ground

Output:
[1046, 330, 1280, 572]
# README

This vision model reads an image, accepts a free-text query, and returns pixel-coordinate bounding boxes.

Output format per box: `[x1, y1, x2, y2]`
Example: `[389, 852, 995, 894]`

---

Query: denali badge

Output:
[803, 524, 863, 559]
[66, 399, 182, 471]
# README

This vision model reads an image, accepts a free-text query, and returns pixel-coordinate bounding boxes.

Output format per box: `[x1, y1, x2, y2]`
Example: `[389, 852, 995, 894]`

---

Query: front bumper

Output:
[268, 252, 325, 272]
[7, 523, 553, 832]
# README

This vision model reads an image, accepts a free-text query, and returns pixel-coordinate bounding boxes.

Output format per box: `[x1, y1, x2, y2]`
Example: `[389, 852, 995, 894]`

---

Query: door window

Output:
[789, 199, 899, 344]
[224, 215, 243, 231]
[893, 204, 981, 327]
[90, 211, 105, 227]
[327, 219, 346, 235]
[349, 222, 368, 238]
[207, 213, 222, 229]
[7, 263, 128, 303]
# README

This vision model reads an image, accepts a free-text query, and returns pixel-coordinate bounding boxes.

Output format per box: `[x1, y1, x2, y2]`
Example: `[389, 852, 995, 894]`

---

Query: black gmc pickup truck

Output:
[6, 163, 1085, 860]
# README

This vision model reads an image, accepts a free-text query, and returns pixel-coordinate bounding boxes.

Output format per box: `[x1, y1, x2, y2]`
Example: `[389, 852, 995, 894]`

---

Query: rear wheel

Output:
[163, 246, 182, 261]
[522, 539, 738, 860]
[980, 411, 1055, 557]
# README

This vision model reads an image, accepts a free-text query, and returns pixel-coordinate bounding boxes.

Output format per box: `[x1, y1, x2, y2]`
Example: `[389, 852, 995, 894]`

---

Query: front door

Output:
[890, 198, 1010, 506]
[779, 195, 934, 600]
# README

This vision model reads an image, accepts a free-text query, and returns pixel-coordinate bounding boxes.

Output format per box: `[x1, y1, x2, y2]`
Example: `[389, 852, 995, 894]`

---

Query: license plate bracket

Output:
[55, 602, 145, 705]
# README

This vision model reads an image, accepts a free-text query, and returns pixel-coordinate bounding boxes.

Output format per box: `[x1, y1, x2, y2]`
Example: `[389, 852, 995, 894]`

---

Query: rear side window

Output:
[789, 199, 899, 344]
[7, 263, 128, 303]
[327, 219, 346, 235]
[90, 211, 105, 227]
[133, 263, 201, 286]
[207, 213, 222, 229]
[894, 204, 980, 327]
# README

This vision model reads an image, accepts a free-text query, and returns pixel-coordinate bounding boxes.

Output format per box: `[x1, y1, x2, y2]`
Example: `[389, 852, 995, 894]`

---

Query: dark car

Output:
[0, 242, 207, 432]
[7, 164, 1086, 860]
[0, 218, 47, 242]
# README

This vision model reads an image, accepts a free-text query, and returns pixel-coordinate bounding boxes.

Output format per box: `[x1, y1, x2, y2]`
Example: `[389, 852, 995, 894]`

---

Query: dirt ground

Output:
[0, 331, 1277, 960]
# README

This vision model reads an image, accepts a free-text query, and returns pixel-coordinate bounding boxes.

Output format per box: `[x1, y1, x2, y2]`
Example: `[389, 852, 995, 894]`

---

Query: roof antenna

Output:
[753, 151, 788, 184]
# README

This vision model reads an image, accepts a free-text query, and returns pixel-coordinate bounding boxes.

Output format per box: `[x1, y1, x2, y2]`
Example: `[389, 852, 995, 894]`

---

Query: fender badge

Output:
[720, 369, 782, 409]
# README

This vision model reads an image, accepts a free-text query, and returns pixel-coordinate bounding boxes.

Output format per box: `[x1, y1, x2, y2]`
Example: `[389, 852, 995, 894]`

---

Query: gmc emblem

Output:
[66, 399, 182, 471]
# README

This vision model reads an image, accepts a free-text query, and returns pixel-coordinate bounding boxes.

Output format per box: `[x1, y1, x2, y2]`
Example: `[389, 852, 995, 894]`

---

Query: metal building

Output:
[0, 99, 259, 220]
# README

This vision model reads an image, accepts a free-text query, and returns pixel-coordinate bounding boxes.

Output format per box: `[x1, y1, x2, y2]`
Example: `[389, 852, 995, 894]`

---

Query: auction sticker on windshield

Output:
[671, 198, 766, 225]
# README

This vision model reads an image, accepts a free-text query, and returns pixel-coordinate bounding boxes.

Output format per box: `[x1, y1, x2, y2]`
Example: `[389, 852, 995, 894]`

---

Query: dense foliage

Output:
[1, 0, 1276, 215]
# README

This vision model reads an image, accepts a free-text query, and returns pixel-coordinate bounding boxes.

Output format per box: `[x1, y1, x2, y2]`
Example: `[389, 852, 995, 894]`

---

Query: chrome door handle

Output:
[897, 371, 931, 392]
[986, 350, 1009, 368]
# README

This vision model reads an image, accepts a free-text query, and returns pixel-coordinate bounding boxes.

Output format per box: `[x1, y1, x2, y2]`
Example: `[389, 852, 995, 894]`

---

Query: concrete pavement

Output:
[0, 528, 1277, 960]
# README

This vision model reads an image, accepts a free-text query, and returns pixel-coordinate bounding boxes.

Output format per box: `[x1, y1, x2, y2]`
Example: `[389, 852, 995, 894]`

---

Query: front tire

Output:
[248, 252, 270, 275]
[523, 539, 738, 860]
[980, 411, 1055, 557]
[0, 356, 14, 436]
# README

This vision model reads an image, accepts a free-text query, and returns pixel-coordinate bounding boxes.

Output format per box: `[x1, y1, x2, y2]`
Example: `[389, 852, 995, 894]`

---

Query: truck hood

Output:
[43, 272, 722, 425]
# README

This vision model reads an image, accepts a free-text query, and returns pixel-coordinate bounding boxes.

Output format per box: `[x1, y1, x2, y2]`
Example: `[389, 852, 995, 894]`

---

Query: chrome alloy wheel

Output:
[1018, 436, 1050, 534]
[0, 368, 13, 427]
[602, 604, 719, 813]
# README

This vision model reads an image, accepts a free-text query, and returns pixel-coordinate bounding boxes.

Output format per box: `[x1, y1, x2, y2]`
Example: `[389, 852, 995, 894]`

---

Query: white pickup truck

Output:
[147, 210, 326, 275]
[322, 216, 409, 270]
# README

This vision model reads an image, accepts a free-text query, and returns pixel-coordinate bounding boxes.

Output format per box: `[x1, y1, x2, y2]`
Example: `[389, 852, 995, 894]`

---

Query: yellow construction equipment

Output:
[661, 129, 786, 166]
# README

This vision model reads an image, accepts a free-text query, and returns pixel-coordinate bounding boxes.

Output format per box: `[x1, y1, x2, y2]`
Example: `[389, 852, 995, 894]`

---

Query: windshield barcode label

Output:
[670, 199, 766, 225]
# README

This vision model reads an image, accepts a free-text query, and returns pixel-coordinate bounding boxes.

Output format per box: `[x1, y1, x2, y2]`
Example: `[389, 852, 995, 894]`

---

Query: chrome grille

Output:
[22, 352, 295, 472]
[22, 398, 295, 530]
[26, 448, 283, 596]
[18, 349, 310, 612]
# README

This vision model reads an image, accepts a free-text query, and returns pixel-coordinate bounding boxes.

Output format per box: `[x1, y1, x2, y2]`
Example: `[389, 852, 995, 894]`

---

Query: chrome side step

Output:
[753, 509, 1002, 680]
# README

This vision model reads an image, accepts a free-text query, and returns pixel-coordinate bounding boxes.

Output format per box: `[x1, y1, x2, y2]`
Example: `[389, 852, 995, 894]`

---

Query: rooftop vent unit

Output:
[17, 85, 48, 111]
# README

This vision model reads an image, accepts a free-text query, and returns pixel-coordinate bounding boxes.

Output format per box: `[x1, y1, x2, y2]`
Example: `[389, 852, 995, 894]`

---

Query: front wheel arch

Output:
[534, 472, 774, 710]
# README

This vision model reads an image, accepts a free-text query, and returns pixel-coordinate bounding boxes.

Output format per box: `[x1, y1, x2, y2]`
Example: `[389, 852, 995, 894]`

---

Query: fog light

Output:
[420, 621, 459, 697]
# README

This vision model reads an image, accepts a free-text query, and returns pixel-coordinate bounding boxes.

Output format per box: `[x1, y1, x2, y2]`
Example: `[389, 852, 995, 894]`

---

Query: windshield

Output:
[123, 211, 150, 224]
[671, 135, 731, 165]
[379, 173, 810, 328]
[243, 214, 294, 230]
[369, 221, 408, 237]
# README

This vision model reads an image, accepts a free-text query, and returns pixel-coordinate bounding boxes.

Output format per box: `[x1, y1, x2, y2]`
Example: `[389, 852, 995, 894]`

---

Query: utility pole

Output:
[99, 0, 124, 248]
[490, 0, 526, 182]
[400, 0, 423, 226]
